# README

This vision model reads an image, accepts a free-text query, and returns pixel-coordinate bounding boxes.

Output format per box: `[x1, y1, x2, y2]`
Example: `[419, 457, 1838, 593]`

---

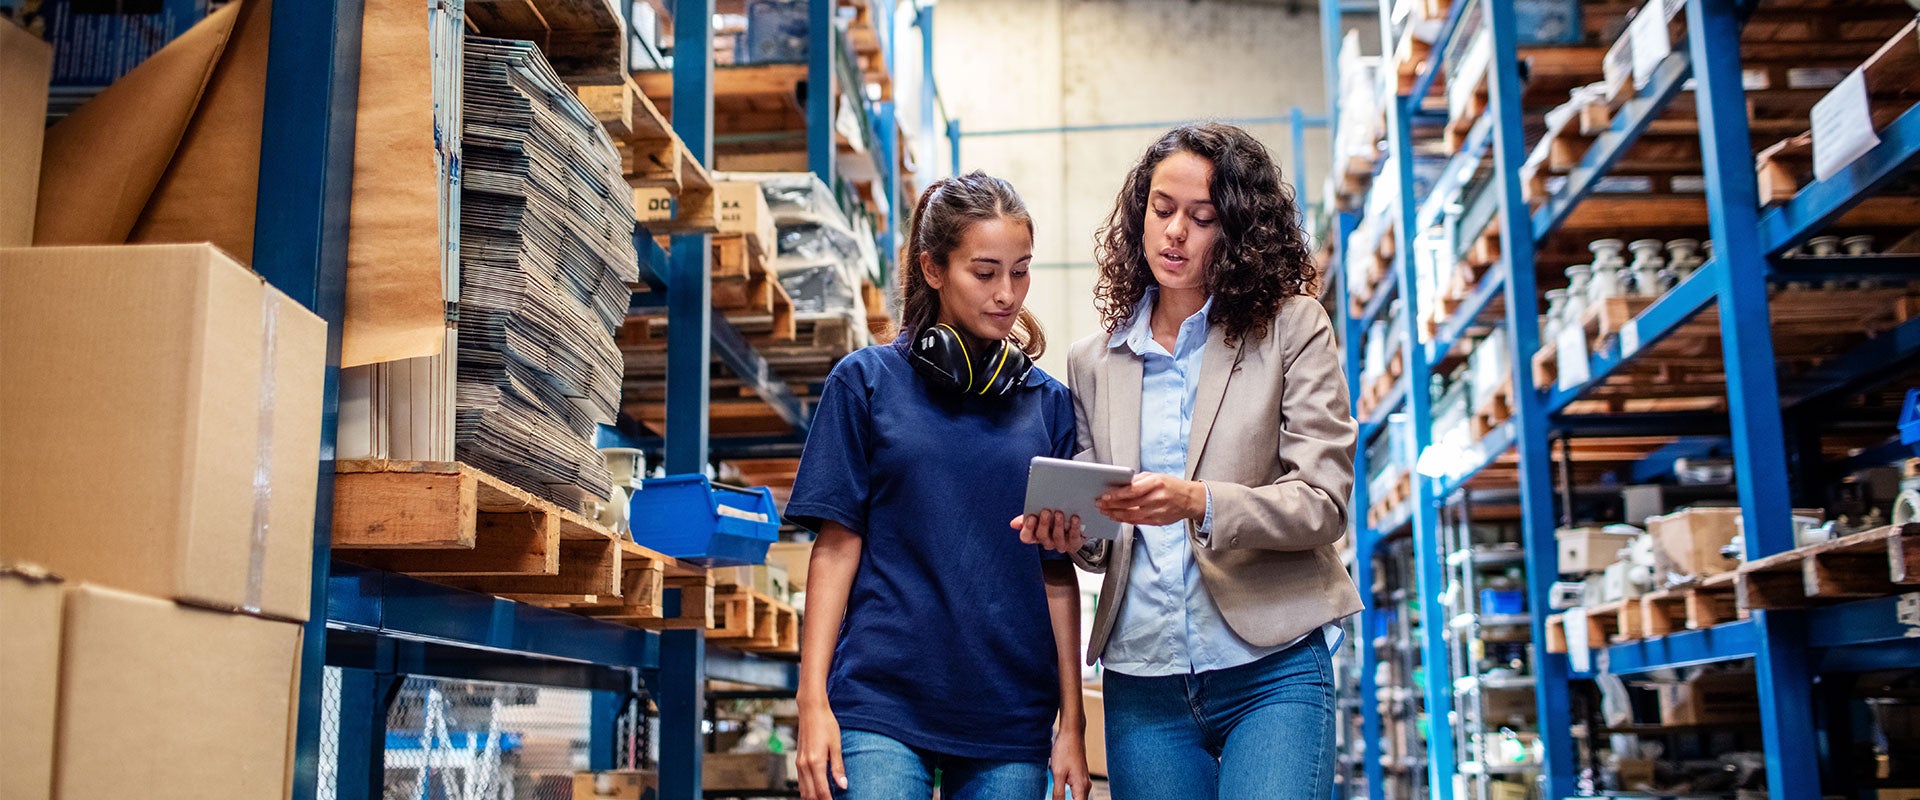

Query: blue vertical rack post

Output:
[1478, 0, 1574, 795]
[252, 0, 360, 795]
[808, 0, 837, 186]
[661, 2, 716, 798]
[1681, 0, 1817, 794]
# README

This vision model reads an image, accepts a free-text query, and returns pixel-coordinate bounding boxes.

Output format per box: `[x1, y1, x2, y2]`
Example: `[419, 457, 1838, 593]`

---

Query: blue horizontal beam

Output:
[1404, 0, 1474, 107]
[1432, 419, 1517, 499]
[327, 561, 661, 671]
[1758, 102, 1920, 258]
[1531, 52, 1692, 244]
[710, 316, 812, 435]
[704, 642, 799, 690]
[1816, 637, 1920, 673]
[1786, 313, 1920, 409]
[1581, 618, 1760, 676]
[1805, 593, 1920, 650]
[1425, 262, 1507, 366]
[1359, 375, 1411, 445]
[1543, 259, 1722, 414]
[1628, 436, 1729, 483]
[1826, 436, 1913, 474]
[1416, 113, 1496, 230]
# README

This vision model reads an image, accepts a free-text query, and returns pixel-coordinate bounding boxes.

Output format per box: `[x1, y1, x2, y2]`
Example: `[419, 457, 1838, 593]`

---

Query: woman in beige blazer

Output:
[1018, 123, 1361, 800]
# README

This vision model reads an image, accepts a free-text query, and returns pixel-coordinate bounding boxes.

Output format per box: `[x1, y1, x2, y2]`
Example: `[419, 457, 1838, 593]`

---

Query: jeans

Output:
[1103, 635, 1336, 800]
[833, 729, 1050, 800]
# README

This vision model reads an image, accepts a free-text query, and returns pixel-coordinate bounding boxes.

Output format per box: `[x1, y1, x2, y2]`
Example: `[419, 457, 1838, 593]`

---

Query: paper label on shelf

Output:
[1812, 69, 1881, 182]
[1556, 324, 1592, 389]
[1621, 320, 1642, 358]
[1628, 2, 1671, 91]
[1897, 593, 1920, 637]
[1566, 607, 1592, 673]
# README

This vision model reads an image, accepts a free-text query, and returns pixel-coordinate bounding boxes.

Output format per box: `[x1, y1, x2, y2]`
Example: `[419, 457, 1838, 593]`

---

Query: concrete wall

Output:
[925, 0, 1338, 376]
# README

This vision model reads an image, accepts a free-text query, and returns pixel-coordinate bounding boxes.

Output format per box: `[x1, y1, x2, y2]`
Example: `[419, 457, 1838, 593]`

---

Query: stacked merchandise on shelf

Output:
[725, 171, 875, 339]
[455, 36, 639, 508]
[1438, 516, 1539, 798]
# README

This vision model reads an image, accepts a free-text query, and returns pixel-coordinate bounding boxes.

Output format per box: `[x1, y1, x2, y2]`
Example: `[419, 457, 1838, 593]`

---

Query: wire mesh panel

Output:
[382, 676, 593, 800]
[321, 667, 344, 800]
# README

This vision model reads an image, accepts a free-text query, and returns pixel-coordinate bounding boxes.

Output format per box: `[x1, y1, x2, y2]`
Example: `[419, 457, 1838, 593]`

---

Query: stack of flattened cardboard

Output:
[456, 36, 638, 508]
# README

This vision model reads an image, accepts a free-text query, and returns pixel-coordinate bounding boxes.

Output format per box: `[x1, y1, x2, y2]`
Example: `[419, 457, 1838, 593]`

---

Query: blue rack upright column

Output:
[1681, 0, 1818, 795]
[1479, 0, 1575, 795]
[662, 1, 716, 797]
[1385, 93, 1455, 800]
[250, 0, 362, 796]
[808, 0, 837, 186]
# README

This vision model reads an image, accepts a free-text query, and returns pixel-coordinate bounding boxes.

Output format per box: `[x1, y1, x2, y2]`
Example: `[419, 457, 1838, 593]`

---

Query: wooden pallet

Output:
[1470, 380, 1515, 440]
[1581, 597, 1647, 643]
[575, 77, 718, 232]
[1638, 571, 1744, 637]
[1532, 294, 1658, 389]
[710, 587, 801, 656]
[331, 460, 666, 600]
[1735, 524, 1920, 612]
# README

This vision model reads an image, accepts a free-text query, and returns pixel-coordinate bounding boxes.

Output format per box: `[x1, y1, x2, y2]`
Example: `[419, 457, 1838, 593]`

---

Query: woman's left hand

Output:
[1050, 729, 1093, 800]
[1095, 473, 1206, 528]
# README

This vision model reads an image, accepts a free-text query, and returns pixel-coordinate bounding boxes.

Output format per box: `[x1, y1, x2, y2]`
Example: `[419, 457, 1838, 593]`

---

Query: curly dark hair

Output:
[1093, 123, 1316, 347]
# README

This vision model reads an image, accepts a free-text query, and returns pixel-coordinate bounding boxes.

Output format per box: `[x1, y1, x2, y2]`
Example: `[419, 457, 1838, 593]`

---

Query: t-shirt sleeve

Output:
[786, 372, 873, 535]
[1041, 385, 1078, 562]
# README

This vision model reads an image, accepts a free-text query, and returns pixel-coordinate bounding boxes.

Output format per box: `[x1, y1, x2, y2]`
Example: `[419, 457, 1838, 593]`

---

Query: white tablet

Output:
[1023, 456, 1136, 541]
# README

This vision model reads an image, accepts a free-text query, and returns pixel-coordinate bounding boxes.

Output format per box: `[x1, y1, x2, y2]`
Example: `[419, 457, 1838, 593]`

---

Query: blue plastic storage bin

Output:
[1480, 589, 1526, 616]
[628, 475, 781, 566]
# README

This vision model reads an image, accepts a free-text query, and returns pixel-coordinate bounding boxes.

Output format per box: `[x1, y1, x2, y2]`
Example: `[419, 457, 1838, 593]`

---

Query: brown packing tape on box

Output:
[0, 244, 325, 622]
[0, 569, 302, 800]
[0, 20, 51, 247]
[32, 0, 447, 368]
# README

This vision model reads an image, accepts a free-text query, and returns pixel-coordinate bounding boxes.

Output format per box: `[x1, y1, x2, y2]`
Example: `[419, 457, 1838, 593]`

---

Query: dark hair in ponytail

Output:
[897, 171, 1047, 359]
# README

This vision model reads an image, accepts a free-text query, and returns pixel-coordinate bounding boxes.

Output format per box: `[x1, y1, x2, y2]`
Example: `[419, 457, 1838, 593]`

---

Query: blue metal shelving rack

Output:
[250, 1, 926, 797]
[1318, 0, 1920, 797]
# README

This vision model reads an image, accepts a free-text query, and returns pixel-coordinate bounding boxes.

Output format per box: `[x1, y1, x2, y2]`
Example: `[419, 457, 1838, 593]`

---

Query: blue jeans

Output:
[833, 729, 1049, 800]
[1103, 635, 1336, 800]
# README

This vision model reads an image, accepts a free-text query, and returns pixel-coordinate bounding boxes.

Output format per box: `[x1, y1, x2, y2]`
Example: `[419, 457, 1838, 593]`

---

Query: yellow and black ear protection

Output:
[909, 324, 1035, 397]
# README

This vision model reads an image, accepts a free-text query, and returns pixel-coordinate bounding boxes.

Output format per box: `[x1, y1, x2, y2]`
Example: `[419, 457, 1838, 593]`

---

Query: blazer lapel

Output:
[1185, 325, 1243, 480]
[1106, 345, 1144, 470]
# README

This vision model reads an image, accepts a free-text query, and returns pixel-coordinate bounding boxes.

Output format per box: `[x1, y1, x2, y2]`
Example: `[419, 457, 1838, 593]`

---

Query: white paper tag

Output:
[1812, 69, 1882, 182]
[1629, 2, 1671, 91]
[1556, 324, 1592, 389]
[1567, 608, 1592, 674]
[1621, 320, 1642, 358]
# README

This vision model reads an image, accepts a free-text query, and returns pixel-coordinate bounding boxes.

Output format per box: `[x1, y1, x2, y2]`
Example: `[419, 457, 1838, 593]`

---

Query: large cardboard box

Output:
[766, 541, 813, 593]
[573, 769, 658, 800]
[1084, 685, 1108, 778]
[714, 181, 777, 259]
[1556, 527, 1637, 575]
[1, 20, 51, 247]
[1646, 507, 1742, 578]
[0, 244, 327, 621]
[0, 568, 302, 800]
[1659, 670, 1760, 726]
[702, 752, 788, 790]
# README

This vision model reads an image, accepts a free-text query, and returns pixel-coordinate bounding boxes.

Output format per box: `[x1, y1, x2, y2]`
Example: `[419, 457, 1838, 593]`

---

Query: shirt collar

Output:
[1109, 286, 1213, 355]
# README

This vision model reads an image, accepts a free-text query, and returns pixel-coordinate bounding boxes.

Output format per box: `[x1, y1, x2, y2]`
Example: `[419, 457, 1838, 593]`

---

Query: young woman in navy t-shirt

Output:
[786, 172, 1092, 800]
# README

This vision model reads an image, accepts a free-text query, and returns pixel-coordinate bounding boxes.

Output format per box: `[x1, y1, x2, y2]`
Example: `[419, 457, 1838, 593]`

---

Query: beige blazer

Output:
[1068, 295, 1363, 667]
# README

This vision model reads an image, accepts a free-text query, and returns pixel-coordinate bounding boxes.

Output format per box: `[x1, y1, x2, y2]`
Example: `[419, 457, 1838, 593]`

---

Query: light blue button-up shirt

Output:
[1101, 288, 1335, 677]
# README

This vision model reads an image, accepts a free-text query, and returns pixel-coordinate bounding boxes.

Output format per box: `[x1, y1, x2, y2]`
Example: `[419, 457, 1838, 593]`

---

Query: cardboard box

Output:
[1084, 686, 1108, 778]
[718, 564, 789, 601]
[714, 181, 777, 259]
[1557, 528, 1638, 575]
[1647, 507, 1742, 578]
[766, 541, 812, 593]
[0, 568, 302, 800]
[702, 752, 788, 791]
[1, 20, 51, 248]
[573, 769, 657, 800]
[0, 244, 327, 621]
[1659, 670, 1760, 726]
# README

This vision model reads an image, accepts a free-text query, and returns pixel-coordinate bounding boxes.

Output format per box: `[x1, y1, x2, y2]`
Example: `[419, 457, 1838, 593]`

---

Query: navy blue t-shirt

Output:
[786, 336, 1076, 762]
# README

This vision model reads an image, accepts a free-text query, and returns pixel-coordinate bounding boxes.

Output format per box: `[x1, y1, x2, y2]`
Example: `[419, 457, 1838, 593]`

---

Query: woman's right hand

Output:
[796, 699, 847, 800]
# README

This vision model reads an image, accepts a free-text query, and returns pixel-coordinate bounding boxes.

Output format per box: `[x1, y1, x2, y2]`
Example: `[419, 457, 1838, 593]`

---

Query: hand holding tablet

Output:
[1022, 456, 1136, 542]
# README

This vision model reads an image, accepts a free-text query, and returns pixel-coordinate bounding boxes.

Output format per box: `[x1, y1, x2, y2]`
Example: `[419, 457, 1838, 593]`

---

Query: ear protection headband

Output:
[909, 324, 1035, 398]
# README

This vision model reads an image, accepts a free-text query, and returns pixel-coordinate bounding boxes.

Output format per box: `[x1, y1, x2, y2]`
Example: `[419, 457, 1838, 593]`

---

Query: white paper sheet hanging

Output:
[1812, 69, 1881, 182]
